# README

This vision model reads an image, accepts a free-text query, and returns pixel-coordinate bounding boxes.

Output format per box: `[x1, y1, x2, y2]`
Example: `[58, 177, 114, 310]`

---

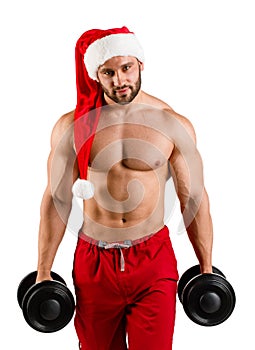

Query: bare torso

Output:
[36, 62, 212, 283]
[79, 92, 176, 241]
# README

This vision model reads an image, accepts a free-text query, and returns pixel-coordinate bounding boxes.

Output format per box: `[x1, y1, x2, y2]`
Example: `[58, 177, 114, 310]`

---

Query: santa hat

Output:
[72, 26, 145, 200]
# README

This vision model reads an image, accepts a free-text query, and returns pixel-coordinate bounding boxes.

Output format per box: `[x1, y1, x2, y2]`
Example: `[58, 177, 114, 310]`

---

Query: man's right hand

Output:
[36, 271, 53, 284]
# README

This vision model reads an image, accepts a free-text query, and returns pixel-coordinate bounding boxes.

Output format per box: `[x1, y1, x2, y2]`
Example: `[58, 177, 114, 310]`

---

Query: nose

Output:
[112, 71, 125, 87]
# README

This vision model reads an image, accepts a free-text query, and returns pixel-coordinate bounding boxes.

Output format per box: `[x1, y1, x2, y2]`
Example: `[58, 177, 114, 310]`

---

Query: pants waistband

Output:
[78, 225, 169, 273]
[78, 225, 167, 249]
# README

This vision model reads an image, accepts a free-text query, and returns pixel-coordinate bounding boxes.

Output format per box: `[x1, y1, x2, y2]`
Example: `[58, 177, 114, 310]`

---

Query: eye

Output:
[123, 65, 131, 71]
[100, 69, 114, 78]
[103, 70, 114, 77]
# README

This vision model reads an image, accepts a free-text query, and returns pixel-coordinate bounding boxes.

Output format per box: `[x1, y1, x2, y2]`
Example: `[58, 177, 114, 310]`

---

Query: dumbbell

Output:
[178, 265, 236, 326]
[17, 271, 75, 333]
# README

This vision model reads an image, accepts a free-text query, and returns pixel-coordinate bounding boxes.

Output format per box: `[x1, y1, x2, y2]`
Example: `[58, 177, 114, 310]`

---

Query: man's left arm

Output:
[168, 113, 213, 274]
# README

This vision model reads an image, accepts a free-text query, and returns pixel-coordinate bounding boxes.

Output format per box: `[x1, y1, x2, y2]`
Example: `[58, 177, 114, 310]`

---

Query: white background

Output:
[1, 0, 254, 348]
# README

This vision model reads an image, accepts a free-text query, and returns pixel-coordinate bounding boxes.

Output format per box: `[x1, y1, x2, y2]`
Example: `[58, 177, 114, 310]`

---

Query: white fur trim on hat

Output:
[72, 179, 95, 200]
[84, 33, 145, 80]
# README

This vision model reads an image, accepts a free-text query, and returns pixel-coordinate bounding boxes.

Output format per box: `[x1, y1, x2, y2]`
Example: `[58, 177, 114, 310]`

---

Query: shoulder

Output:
[163, 109, 197, 144]
[52, 110, 75, 133]
[141, 91, 197, 143]
[51, 110, 75, 149]
[141, 91, 174, 111]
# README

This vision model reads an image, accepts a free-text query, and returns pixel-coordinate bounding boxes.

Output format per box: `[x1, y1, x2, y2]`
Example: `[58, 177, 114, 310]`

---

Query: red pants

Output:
[72, 226, 178, 350]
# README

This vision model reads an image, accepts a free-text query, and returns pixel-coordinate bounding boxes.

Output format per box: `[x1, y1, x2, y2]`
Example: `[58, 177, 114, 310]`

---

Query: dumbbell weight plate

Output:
[177, 265, 225, 303]
[17, 271, 66, 309]
[22, 280, 75, 332]
[17, 271, 75, 333]
[182, 273, 236, 326]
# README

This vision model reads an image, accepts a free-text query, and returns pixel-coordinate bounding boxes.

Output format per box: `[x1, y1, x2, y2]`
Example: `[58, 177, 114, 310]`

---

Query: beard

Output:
[101, 70, 142, 105]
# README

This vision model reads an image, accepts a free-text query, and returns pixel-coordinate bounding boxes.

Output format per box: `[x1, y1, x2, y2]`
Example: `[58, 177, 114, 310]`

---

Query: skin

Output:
[36, 56, 213, 283]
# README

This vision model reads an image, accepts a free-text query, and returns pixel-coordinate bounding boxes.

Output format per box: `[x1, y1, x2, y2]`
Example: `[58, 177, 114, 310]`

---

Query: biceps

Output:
[169, 147, 204, 204]
[47, 144, 78, 204]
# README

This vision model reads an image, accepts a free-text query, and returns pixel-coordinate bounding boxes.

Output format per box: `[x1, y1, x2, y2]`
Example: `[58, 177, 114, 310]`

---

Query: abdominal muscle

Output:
[80, 161, 169, 242]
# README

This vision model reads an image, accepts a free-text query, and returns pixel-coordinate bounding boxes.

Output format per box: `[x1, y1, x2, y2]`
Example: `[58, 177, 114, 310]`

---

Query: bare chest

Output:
[90, 123, 174, 172]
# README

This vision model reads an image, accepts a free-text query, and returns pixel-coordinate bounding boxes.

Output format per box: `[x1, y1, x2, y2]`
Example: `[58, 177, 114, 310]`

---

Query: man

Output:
[36, 26, 213, 349]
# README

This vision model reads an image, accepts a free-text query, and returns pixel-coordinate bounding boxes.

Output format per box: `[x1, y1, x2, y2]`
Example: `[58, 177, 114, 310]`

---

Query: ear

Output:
[139, 61, 144, 71]
[96, 70, 100, 82]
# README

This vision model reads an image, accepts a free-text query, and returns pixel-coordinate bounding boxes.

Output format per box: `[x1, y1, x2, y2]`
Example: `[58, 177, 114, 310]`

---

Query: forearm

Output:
[182, 189, 213, 273]
[37, 189, 72, 280]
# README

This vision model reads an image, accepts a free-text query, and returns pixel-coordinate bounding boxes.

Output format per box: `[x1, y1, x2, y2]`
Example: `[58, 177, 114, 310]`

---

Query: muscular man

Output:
[36, 27, 213, 349]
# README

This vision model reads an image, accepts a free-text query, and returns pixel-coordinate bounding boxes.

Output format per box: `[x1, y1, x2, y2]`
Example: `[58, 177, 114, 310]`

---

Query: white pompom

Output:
[72, 179, 95, 200]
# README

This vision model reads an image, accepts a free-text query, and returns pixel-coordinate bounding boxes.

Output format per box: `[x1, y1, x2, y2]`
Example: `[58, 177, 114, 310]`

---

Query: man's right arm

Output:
[36, 112, 79, 282]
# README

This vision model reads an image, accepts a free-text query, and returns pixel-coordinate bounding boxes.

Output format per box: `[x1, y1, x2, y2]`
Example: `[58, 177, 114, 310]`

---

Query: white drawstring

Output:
[101, 242, 132, 272]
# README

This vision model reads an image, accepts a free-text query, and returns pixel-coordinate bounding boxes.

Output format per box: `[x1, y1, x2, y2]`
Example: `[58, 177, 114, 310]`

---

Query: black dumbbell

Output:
[178, 265, 236, 326]
[17, 271, 75, 333]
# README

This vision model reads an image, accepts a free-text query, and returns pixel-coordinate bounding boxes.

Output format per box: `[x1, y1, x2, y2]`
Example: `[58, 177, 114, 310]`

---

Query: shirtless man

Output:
[36, 27, 213, 349]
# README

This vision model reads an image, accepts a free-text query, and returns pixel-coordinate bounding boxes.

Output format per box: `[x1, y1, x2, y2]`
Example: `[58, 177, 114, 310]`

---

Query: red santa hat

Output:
[72, 26, 145, 200]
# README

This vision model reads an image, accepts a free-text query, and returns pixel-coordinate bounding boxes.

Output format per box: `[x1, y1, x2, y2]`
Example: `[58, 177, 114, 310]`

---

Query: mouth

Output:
[115, 87, 130, 95]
